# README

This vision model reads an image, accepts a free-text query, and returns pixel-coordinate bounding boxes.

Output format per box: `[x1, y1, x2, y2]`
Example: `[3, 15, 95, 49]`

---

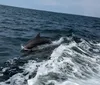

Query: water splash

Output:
[0, 37, 100, 85]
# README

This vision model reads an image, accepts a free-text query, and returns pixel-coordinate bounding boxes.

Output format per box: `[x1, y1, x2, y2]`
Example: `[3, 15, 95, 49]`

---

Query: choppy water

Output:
[0, 5, 100, 85]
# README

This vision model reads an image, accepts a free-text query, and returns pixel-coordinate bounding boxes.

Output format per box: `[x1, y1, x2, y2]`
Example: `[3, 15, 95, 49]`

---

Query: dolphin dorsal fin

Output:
[35, 33, 40, 38]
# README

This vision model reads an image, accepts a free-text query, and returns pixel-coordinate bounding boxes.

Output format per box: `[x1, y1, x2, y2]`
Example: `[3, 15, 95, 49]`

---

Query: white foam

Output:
[21, 44, 24, 50]
[95, 43, 100, 46]
[0, 73, 26, 85]
[52, 37, 64, 45]
[27, 42, 78, 85]
[1, 37, 100, 85]
[58, 80, 79, 85]
[27, 39, 100, 85]
[10, 73, 26, 85]
[22, 60, 40, 73]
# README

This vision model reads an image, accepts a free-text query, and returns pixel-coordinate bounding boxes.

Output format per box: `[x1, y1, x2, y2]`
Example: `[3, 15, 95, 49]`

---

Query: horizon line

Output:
[0, 4, 100, 19]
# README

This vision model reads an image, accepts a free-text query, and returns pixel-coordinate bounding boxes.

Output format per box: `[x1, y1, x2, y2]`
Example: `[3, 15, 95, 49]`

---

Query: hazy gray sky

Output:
[0, 0, 100, 17]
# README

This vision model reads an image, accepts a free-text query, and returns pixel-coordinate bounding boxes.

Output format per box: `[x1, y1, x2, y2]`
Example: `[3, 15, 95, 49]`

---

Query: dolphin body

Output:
[21, 33, 52, 51]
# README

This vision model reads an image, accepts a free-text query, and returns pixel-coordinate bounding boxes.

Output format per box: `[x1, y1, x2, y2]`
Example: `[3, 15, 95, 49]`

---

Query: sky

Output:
[0, 0, 100, 18]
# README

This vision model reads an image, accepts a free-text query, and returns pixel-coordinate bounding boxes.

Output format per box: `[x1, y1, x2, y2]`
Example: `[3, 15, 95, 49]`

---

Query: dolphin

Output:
[21, 33, 52, 51]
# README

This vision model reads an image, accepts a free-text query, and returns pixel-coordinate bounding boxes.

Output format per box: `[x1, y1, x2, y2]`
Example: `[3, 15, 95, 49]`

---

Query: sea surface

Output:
[0, 5, 100, 85]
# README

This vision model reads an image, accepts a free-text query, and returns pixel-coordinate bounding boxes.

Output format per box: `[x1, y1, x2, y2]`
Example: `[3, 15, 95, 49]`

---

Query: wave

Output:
[0, 36, 100, 85]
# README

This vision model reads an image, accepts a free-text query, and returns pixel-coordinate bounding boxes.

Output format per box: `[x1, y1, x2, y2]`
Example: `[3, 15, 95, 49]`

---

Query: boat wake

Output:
[0, 36, 100, 85]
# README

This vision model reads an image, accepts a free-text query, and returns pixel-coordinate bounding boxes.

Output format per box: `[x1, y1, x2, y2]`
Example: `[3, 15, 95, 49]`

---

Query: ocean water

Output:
[0, 5, 100, 85]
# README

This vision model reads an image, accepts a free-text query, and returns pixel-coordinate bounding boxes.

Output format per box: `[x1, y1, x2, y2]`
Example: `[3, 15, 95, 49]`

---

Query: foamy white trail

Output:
[27, 39, 100, 85]
[0, 37, 100, 85]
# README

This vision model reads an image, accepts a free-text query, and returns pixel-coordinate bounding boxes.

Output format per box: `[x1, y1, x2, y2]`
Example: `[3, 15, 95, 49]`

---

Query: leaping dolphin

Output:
[21, 33, 52, 51]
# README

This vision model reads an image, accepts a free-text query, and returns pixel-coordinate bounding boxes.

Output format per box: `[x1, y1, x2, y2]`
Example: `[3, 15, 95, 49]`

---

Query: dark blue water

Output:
[0, 5, 100, 85]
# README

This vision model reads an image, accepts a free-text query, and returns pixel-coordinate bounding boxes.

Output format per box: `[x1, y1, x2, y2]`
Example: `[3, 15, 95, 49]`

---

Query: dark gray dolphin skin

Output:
[21, 33, 52, 51]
